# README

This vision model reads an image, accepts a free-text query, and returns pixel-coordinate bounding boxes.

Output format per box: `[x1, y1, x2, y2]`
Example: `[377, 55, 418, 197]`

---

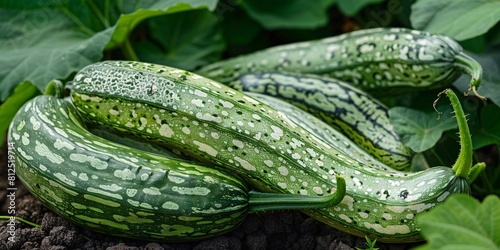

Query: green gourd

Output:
[70, 61, 472, 243]
[197, 27, 483, 98]
[8, 90, 345, 242]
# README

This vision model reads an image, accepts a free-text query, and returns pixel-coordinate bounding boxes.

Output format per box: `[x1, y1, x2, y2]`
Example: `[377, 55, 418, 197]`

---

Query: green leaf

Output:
[476, 78, 500, 108]
[108, 0, 218, 49]
[240, 0, 336, 29]
[389, 105, 457, 153]
[471, 105, 500, 149]
[217, 6, 269, 58]
[459, 35, 487, 54]
[337, 0, 384, 16]
[219, 7, 263, 46]
[0, 81, 39, 143]
[410, 0, 500, 41]
[415, 194, 500, 250]
[488, 23, 500, 46]
[410, 153, 430, 172]
[134, 9, 225, 70]
[0, 0, 217, 101]
[0, 1, 114, 101]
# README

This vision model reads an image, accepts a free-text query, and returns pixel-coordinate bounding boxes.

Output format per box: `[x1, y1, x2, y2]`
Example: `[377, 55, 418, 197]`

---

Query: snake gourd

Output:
[8, 91, 345, 242]
[69, 61, 472, 242]
[197, 27, 483, 98]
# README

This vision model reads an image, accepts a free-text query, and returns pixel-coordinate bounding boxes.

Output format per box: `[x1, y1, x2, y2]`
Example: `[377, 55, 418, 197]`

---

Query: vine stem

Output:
[434, 89, 473, 178]
[454, 52, 486, 100]
[248, 174, 346, 213]
[0, 216, 41, 228]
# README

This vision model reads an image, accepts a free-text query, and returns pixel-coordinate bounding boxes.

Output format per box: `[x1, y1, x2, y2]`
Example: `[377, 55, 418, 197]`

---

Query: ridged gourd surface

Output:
[236, 72, 414, 169]
[197, 27, 463, 94]
[245, 91, 396, 172]
[8, 95, 249, 241]
[71, 61, 468, 242]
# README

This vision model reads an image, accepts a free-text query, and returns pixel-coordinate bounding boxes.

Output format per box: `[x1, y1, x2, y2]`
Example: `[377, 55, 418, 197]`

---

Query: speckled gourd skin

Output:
[70, 61, 469, 242]
[245, 91, 396, 172]
[196, 27, 464, 95]
[87, 124, 190, 159]
[237, 72, 413, 170]
[8, 95, 249, 242]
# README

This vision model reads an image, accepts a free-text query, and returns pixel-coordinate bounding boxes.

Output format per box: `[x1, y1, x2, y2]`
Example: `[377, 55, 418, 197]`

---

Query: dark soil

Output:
[0, 135, 421, 250]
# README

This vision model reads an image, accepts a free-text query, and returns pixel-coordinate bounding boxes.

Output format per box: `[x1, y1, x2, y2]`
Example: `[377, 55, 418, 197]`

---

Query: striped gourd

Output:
[245, 92, 395, 172]
[236, 72, 413, 170]
[70, 61, 473, 243]
[8, 93, 346, 242]
[196, 27, 483, 98]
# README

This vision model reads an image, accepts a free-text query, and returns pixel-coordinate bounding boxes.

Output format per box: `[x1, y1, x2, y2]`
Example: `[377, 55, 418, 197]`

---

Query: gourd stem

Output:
[435, 89, 473, 178]
[44, 80, 65, 98]
[454, 52, 486, 100]
[248, 174, 346, 213]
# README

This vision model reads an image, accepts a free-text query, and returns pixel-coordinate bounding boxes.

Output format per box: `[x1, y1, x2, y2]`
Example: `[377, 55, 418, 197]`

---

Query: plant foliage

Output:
[415, 194, 500, 250]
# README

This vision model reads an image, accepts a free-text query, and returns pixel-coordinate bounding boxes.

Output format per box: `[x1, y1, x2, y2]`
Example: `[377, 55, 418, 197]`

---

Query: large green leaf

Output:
[0, 1, 113, 101]
[337, 0, 384, 16]
[452, 49, 500, 106]
[0, 81, 39, 143]
[240, 0, 337, 29]
[389, 105, 457, 153]
[471, 105, 500, 149]
[108, 0, 218, 48]
[410, 0, 500, 41]
[474, 60, 500, 107]
[133, 9, 225, 71]
[0, 0, 218, 101]
[415, 194, 500, 250]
